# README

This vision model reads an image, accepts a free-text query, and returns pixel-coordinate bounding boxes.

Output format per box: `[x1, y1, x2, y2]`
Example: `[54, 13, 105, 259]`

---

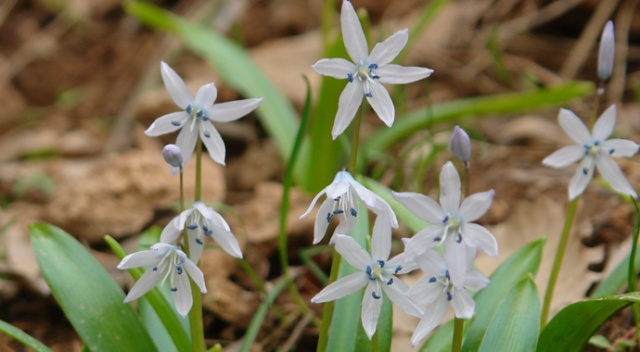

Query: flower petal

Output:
[371, 213, 392, 261]
[123, 259, 168, 302]
[377, 64, 434, 84]
[334, 234, 372, 270]
[207, 98, 263, 122]
[602, 139, 640, 158]
[160, 216, 183, 244]
[172, 265, 193, 317]
[444, 235, 469, 291]
[459, 190, 494, 222]
[592, 104, 616, 142]
[410, 295, 448, 347]
[208, 213, 244, 258]
[312, 58, 356, 79]
[160, 61, 193, 110]
[117, 250, 160, 270]
[383, 278, 424, 317]
[463, 223, 498, 257]
[341, 0, 368, 62]
[183, 259, 207, 294]
[369, 29, 408, 66]
[558, 108, 591, 145]
[362, 282, 383, 339]
[597, 155, 637, 198]
[366, 81, 394, 126]
[176, 124, 198, 164]
[194, 83, 217, 108]
[439, 161, 461, 212]
[313, 197, 333, 244]
[145, 112, 189, 137]
[187, 230, 205, 263]
[200, 121, 226, 165]
[452, 289, 475, 319]
[542, 145, 585, 168]
[387, 252, 419, 274]
[392, 191, 445, 224]
[568, 157, 595, 200]
[409, 275, 444, 306]
[404, 226, 442, 258]
[415, 250, 447, 276]
[311, 272, 368, 303]
[333, 81, 364, 139]
[464, 268, 490, 292]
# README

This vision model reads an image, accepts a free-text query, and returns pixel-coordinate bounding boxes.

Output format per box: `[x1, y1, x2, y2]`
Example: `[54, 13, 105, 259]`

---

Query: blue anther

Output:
[347, 73, 354, 83]
[433, 236, 441, 242]
[377, 260, 385, 267]
[187, 225, 198, 230]
[442, 216, 449, 223]
[372, 291, 381, 299]
[176, 265, 183, 275]
[366, 266, 375, 280]
[202, 116, 209, 122]
[350, 208, 357, 217]
[171, 287, 178, 292]
[333, 210, 344, 215]
[196, 110, 204, 118]
[196, 238, 203, 245]
[445, 270, 450, 279]
[386, 278, 393, 285]
[153, 266, 158, 271]
[582, 168, 588, 175]
[394, 265, 402, 274]
[204, 131, 211, 138]
[371, 74, 380, 80]
[594, 140, 601, 146]
[334, 196, 341, 201]
[186, 105, 192, 114]
[456, 233, 462, 243]
[365, 92, 373, 98]
[326, 212, 333, 223]
[609, 148, 615, 154]
[446, 291, 452, 301]
[429, 276, 437, 283]
[171, 121, 181, 126]
[368, 64, 378, 70]
[203, 226, 213, 236]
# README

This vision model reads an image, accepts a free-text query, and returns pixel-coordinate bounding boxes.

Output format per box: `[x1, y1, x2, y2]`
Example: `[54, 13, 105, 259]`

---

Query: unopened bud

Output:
[450, 126, 471, 163]
[162, 144, 183, 177]
[598, 21, 614, 81]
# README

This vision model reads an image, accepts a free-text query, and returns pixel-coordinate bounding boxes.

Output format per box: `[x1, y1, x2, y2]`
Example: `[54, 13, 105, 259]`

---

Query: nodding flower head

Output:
[598, 21, 615, 81]
[450, 126, 471, 164]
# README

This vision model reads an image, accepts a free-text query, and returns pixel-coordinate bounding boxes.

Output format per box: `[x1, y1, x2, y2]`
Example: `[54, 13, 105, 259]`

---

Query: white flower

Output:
[312, 0, 433, 139]
[311, 216, 423, 339]
[450, 125, 471, 164]
[117, 243, 206, 317]
[300, 170, 398, 244]
[161, 201, 243, 263]
[542, 105, 639, 200]
[145, 62, 263, 165]
[392, 161, 497, 288]
[598, 20, 614, 81]
[408, 250, 489, 347]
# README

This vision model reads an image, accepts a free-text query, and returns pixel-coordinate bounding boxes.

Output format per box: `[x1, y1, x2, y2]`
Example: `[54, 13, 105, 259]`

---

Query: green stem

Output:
[452, 318, 464, 352]
[348, 107, 363, 174]
[541, 197, 579, 327]
[628, 197, 640, 345]
[316, 250, 341, 352]
[463, 164, 470, 198]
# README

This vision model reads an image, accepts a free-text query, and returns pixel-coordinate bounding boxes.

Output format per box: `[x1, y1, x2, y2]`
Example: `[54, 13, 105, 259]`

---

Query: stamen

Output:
[377, 260, 385, 267]
[609, 148, 615, 154]
[196, 238, 203, 245]
[429, 276, 437, 283]
[171, 287, 178, 292]
[386, 278, 393, 285]
[365, 92, 373, 98]
[366, 265, 375, 280]
[203, 226, 213, 236]
[446, 291, 452, 301]
[196, 110, 204, 118]
[582, 168, 588, 175]
[456, 233, 463, 243]
[394, 265, 402, 274]
[350, 208, 357, 217]
[372, 291, 381, 299]
[186, 105, 192, 114]
[204, 131, 211, 138]
[347, 73, 354, 83]
[445, 270, 450, 279]
[368, 64, 378, 70]
[442, 215, 449, 223]
[333, 210, 344, 215]
[153, 266, 158, 271]
[176, 265, 183, 275]
[326, 212, 333, 223]
[202, 116, 209, 122]
[187, 225, 198, 230]
[594, 141, 600, 146]
[171, 121, 181, 126]
[434, 236, 441, 242]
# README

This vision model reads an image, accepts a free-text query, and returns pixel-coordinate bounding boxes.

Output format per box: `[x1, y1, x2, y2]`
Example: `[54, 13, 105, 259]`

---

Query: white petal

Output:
[325, 172, 352, 199]
[334, 234, 372, 270]
[371, 213, 392, 261]
[452, 289, 475, 319]
[369, 29, 408, 66]
[377, 64, 433, 84]
[187, 230, 204, 263]
[409, 276, 444, 306]
[542, 145, 585, 168]
[200, 121, 226, 165]
[123, 260, 167, 302]
[194, 83, 217, 108]
[597, 155, 637, 198]
[568, 157, 595, 200]
[415, 250, 447, 276]
[439, 162, 461, 212]
[410, 295, 449, 347]
[312, 58, 356, 79]
[459, 190, 494, 222]
[311, 272, 368, 303]
[118, 250, 160, 270]
[463, 223, 498, 257]
[183, 259, 207, 294]
[192, 201, 215, 220]
[176, 125, 198, 164]
[333, 81, 364, 139]
[602, 139, 640, 158]
[299, 186, 327, 219]
[464, 268, 490, 292]
[361, 282, 383, 339]
[170, 166, 181, 177]
[207, 98, 263, 122]
[444, 236, 469, 291]
[144, 112, 189, 137]
[404, 226, 442, 258]
[366, 81, 394, 127]
[341, 0, 368, 62]
[387, 252, 419, 274]
[160, 61, 193, 110]
[558, 108, 591, 145]
[313, 197, 334, 244]
[392, 191, 445, 224]
[160, 217, 183, 244]
[172, 266, 193, 317]
[592, 104, 616, 141]
[208, 214, 243, 258]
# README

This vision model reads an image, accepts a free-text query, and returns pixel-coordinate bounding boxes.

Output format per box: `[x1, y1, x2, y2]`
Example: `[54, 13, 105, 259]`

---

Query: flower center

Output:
[186, 104, 209, 122]
[347, 62, 380, 98]
[326, 190, 358, 223]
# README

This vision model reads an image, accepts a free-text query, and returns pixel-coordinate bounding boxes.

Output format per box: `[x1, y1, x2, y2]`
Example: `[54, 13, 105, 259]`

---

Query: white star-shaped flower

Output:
[542, 105, 639, 200]
[408, 250, 489, 347]
[312, 0, 433, 139]
[145, 61, 263, 165]
[392, 161, 497, 289]
[117, 243, 206, 317]
[300, 170, 398, 244]
[161, 201, 243, 263]
[311, 216, 422, 339]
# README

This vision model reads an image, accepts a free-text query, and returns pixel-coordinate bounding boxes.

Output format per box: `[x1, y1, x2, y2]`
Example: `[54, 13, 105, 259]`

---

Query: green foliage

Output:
[0, 319, 53, 352]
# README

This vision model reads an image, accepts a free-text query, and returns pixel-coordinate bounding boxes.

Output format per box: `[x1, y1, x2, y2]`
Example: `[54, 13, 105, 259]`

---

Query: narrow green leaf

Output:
[0, 320, 53, 352]
[362, 177, 429, 233]
[592, 243, 640, 298]
[30, 223, 157, 351]
[537, 292, 640, 352]
[419, 319, 455, 352]
[124, 1, 298, 162]
[478, 275, 540, 352]
[373, 298, 392, 352]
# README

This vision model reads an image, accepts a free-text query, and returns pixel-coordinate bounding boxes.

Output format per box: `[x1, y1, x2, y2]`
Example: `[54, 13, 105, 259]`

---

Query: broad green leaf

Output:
[124, 1, 298, 162]
[478, 275, 540, 352]
[30, 223, 157, 351]
[537, 292, 640, 352]
[591, 248, 640, 298]
[0, 319, 53, 352]
[420, 319, 455, 352]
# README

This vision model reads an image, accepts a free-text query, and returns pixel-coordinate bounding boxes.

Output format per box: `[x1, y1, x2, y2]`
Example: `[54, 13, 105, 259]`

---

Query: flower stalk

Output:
[188, 139, 205, 352]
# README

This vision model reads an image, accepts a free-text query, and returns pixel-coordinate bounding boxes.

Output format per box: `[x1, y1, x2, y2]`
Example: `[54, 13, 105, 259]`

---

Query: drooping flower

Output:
[300, 170, 398, 244]
[311, 216, 422, 339]
[392, 161, 497, 288]
[162, 144, 184, 177]
[542, 105, 639, 200]
[598, 20, 615, 81]
[312, 0, 433, 139]
[117, 243, 206, 317]
[161, 201, 243, 263]
[145, 62, 263, 165]
[450, 125, 471, 165]
[408, 250, 489, 347]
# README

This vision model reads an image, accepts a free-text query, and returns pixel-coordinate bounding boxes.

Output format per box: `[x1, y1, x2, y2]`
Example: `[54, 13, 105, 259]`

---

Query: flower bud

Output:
[162, 144, 183, 167]
[598, 20, 614, 81]
[450, 126, 471, 163]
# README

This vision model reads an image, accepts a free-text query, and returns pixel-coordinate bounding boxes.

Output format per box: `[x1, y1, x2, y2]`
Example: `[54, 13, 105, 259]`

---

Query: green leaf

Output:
[124, 1, 298, 162]
[362, 177, 429, 233]
[591, 247, 640, 298]
[478, 275, 540, 352]
[420, 319, 455, 352]
[0, 319, 53, 352]
[30, 223, 157, 351]
[537, 292, 640, 352]
[373, 298, 392, 352]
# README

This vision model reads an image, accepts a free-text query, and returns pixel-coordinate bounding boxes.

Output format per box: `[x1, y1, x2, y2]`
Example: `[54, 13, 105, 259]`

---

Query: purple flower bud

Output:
[162, 144, 183, 167]
[450, 126, 471, 163]
[598, 21, 614, 81]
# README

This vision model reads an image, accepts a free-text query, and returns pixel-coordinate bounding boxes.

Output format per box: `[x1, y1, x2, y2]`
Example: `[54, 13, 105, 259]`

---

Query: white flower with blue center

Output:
[300, 170, 398, 244]
[543, 105, 639, 200]
[145, 62, 263, 165]
[161, 201, 243, 263]
[117, 242, 206, 317]
[408, 250, 489, 347]
[311, 216, 423, 339]
[392, 161, 497, 289]
[312, 0, 433, 139]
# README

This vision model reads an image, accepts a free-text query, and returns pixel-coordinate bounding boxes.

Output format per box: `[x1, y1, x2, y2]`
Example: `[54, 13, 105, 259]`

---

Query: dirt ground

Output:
[1, 0, 640, 351]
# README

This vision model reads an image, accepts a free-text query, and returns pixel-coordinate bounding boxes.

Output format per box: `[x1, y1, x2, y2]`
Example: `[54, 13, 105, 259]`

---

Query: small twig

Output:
[281, 311, 315, 352]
